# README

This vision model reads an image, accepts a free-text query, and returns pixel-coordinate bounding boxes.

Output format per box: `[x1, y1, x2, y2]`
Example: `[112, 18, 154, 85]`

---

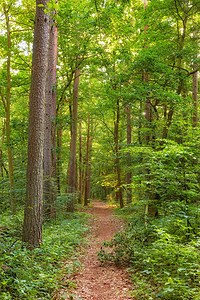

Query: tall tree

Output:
[84, 116, 92, 206]
[68, 67, 80, 212]
[56, 125, 62, 195]
[78, 121, 83, 203]
[43, 15, 58, 219]
[51, 21, 58, 216]
[192, 68, 198, 128]
[114, 98, 123, 208]
[126, 105, 132, 204]
[2, 1, 15, 211]
[43, 20, 53, 218]
[22, 0, 49, 248]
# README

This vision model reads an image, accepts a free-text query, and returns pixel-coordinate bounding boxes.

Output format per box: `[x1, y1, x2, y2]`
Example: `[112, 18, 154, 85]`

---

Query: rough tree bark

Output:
[51, 22, 58, 217]
[22, 0, 49, 248]
[43, 20, 53, 218]
[43, 16, 57, 219]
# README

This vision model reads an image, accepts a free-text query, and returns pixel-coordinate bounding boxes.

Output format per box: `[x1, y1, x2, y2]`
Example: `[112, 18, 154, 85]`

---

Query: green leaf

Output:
[54, 3, 59, 10]
[38, 4, 44, 7]
[47, 2, 53, 9]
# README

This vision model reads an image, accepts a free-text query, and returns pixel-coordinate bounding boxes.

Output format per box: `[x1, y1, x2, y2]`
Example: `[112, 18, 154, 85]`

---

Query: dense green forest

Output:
[0, 0, 200, 298]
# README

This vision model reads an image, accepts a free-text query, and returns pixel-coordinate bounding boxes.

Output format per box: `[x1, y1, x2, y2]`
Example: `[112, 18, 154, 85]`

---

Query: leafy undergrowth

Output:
[98, 202, 200, 299]
[0, 210, 89, 299]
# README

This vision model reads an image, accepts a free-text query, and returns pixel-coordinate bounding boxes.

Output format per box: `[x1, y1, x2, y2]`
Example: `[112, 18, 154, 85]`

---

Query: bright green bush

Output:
[0, 210, 89, 299]
[98, 209, 200, 299]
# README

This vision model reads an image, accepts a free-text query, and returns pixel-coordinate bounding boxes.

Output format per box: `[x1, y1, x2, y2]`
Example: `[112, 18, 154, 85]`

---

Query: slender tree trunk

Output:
[162, 108, 173, 140]
[162, 16, 187, 139]
[138, 99, 142, 145]
[143, 0, 151, 144]
[22, 0, 49, 249]
[84, 117, 92, 206]
[78, 122, 82, 204]
[192, 69, 198, 127]
[0, 120, 6, 177]
[145, 97, 151, 144]
[126, 105, 132, 204]
[68, 68, 80, 211]
[114, 99, 123, 208]
[56, 127, 62, 195]
[3, 4, 15, 212]
[143, 0, 157, 218]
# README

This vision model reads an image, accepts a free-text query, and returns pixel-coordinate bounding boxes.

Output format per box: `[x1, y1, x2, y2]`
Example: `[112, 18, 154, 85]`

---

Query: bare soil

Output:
[67, 200, 134, 300]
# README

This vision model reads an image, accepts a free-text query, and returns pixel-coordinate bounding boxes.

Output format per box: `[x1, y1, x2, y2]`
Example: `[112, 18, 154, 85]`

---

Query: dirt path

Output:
[70, 200, 134, 299]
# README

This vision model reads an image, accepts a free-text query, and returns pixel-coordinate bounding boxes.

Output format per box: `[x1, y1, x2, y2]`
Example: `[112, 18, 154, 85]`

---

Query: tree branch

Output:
[0, 87, 7, 112]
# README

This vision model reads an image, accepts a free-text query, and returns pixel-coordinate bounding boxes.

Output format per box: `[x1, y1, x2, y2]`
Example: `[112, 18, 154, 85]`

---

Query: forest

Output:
[0, 0, 200, 298]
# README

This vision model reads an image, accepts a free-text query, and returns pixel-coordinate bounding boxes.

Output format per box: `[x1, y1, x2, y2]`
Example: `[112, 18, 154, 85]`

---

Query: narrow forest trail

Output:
[66, 200, 134, 299]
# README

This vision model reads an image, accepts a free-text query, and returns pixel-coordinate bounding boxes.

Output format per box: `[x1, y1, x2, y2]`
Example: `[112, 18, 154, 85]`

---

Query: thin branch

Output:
[168, 64, 190, 75]
[96, 111, 114, 136]
[189, 69, 199, 76]
[56, 76, 74, 113]
[174, 0, 184, 21]
[177, 0, 185, 14]
[0, 87, 7, 112]
[94, 0, 101, 37]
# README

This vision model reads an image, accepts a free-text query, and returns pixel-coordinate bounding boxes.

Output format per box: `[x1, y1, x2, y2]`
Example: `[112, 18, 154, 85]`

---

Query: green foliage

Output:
[1, 0, 200, 297]
[98, 230, 135, 265]
[124, 140, 200, 214]
[98, 206, 200, 299]
[0, 210, 89, 299]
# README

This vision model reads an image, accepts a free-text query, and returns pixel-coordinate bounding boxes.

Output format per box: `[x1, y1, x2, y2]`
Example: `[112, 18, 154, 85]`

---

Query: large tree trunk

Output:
[3, 4, 15, 212]
[68, 68, 80, 211]
[51, 23, 58, 217]
[43, 20, 53, 219]
[43, 17, 57, 219]
[22, 0, 49, 249]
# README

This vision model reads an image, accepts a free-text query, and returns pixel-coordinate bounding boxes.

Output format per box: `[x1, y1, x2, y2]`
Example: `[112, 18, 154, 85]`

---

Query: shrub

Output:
[98, 210, 200, 299]
[0, 210, 89, 299]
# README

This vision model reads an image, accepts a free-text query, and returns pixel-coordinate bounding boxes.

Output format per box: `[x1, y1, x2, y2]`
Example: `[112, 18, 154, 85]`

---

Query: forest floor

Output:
[57, 200, 134, 299]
